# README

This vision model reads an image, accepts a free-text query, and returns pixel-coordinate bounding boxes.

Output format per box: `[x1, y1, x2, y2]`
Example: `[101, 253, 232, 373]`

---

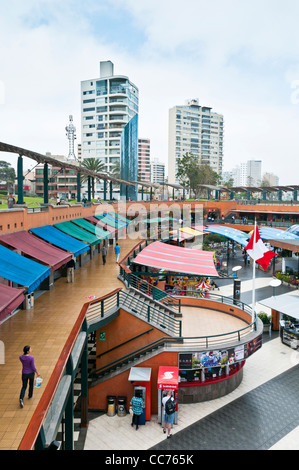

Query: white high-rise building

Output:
[168, 99, 224, 184]
[80, 61, 139, 176]
[138, 138, 151, 183]
[230, 160, 262, 186]
[151, 158, 165, 184]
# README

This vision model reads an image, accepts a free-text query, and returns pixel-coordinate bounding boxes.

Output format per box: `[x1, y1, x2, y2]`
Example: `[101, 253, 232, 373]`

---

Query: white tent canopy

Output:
[258, 294, 299, 320]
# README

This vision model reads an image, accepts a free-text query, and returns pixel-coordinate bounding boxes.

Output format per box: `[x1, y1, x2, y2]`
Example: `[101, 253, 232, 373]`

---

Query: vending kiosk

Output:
[128, 367, 152, 423]
[157, 366, 179, 426]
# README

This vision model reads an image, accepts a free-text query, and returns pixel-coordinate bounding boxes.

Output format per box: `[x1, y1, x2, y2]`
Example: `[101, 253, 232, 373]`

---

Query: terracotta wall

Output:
[1, 200, 297, 235]
[88, 351, 178, 413]
[96, 308, 170, 371]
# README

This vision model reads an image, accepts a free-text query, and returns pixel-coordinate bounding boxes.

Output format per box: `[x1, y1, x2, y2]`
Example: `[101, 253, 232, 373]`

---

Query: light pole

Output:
[269, 278, 282, 296]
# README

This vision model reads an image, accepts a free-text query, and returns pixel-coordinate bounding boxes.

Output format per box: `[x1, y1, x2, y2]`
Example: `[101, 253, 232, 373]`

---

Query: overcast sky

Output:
[1, 0, 299, 184]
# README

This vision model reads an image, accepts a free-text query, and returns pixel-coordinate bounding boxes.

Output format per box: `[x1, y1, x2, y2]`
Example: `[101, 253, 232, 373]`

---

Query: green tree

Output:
[81, 158, 106, 199]
[176, 152, 201, 197]
[0, 161, 16, 191]
[176, 153, 220, 198]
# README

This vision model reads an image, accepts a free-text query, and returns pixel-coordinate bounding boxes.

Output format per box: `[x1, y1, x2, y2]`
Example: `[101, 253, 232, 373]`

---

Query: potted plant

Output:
[257, 312, 271, 333]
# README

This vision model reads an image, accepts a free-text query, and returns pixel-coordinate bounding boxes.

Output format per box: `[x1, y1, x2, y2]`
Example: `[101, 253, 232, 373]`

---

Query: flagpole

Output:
[252, 218, 256, 324]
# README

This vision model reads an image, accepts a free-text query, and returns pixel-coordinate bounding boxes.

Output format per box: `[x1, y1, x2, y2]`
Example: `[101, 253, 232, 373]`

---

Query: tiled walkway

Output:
[83, 255, 299, 451]
[0, 234, 139, 450]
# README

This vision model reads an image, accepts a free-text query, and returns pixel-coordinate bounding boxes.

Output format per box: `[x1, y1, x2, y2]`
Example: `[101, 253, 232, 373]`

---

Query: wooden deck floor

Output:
[0, 235, 246, 450]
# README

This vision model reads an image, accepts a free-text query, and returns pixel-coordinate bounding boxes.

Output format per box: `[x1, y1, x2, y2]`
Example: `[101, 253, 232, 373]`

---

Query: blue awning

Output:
[0, 245, 51, 294]
[204, 225, 249, 247]
[30, 225, 90, 257]
[259, 227, 299, 241]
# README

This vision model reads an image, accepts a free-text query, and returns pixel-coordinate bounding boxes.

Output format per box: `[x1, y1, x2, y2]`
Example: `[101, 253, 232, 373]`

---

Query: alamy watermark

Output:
[93, 200, 204, 246]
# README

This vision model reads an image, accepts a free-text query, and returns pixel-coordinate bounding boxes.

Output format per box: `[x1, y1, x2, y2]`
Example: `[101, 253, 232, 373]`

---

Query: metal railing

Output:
[119, 268, 181, 314]
[86, 289, 182, 337]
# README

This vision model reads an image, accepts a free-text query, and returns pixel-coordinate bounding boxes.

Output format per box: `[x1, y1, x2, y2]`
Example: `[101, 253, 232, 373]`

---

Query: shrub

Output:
[257, 312, 271, 325]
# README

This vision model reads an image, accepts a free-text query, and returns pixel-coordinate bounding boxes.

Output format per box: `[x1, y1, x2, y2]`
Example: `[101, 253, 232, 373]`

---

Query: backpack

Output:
[165, 397, 176, 415]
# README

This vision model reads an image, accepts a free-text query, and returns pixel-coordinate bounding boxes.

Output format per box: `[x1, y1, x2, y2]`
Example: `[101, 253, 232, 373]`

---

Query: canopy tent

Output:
[30, 225, 89, 257]
[102, 213, 127, 227]
[169, 230, 195, 242]
[132, 241, 218, 277]
[0, 284, 25, 322]
[113, 213, 132, 224]
[54, 221, 101, 246]
[70, 218, 111, 241]
[195, 280, 210, 291]
[204, 225, 249, 247]
[97, 214, 126, 228]
[142, 217, 176, 224]
[180, 227, 203, 236]
[0, 245, 50, 294]
[0, 230, 72, 270]
[258, 294, 299, 320]
[85, 216, 117, 235]
[258, 227, 299, 241]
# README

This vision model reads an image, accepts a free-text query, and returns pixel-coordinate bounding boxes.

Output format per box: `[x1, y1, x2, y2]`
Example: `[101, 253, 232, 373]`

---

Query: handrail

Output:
[120, 268, 181, 313]
[97, 328, 154, 358]
[166, 289, 254, 317]
[18, 298, 88, 450]
[92, 300, 258, 380]
[85, 288, 182, 337]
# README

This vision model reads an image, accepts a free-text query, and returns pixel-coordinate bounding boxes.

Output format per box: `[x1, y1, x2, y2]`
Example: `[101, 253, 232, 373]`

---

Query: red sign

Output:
[157, 366, 179, 389]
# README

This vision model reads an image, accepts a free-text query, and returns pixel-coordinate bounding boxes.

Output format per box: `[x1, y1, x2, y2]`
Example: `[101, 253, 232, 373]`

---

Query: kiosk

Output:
[157, 366, 179, 426]
[128, 367, 152, 422]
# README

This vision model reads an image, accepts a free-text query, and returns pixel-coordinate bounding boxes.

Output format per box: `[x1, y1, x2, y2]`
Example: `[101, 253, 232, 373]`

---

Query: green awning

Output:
[54, 221, 101, 246]
[71, 218, 111, 240]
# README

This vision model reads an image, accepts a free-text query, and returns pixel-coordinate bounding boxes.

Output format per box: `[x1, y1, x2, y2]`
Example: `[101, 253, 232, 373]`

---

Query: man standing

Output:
[7, 193, 15, 209]
[101, 245, 107, 265]
[162, 390, 176, 439]
[66, 256, 76, 282]
[114, 243, 120, 263]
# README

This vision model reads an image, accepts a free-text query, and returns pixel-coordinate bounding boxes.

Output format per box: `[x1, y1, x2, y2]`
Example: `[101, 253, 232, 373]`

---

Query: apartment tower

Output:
[80, 61, 139, 177]
[168, 99, 224, 184]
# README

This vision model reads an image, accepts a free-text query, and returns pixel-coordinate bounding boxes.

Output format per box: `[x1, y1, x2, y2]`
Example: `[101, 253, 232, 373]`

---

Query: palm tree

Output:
[81, 158, 106, 199]
[110, 160, 120, 179]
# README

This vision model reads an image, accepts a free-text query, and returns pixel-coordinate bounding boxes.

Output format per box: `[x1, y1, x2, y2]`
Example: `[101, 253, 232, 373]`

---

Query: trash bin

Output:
[107, 396, 116, 417]
[117, 396, 127, 417]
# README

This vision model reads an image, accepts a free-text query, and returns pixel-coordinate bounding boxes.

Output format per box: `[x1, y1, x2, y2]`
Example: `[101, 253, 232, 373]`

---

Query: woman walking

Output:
[19, 345, 40, 408]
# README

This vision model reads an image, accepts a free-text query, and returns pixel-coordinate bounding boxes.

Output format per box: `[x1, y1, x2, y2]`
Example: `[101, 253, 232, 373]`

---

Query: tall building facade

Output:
[80, 61, 139, 177]
[151, 158, 165, 184]
[231, 160, 262, 186]
[168, 99, 224, 184]
[138, 138, 151, 183]
[120, 114, 138, 200]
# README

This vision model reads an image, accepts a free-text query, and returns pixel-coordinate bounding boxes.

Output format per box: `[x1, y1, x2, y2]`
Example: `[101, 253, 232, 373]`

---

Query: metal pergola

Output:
[0, 141, 136, 204]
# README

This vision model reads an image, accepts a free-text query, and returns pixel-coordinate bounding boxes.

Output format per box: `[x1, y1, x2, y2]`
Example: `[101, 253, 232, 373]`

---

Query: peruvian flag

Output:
[245, 225, 277, 270]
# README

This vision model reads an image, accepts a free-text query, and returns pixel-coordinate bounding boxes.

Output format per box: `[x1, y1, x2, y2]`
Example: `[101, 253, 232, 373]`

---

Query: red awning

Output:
[0, 283, 25, 322]
[0, 230, 72, 270]
[133, 241, 218, 277]
[157, 366, 179, 389]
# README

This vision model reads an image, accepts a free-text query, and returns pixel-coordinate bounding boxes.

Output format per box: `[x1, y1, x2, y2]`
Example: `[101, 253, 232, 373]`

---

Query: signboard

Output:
[157, 366, 179, 389]
[179, 335, 262, 371]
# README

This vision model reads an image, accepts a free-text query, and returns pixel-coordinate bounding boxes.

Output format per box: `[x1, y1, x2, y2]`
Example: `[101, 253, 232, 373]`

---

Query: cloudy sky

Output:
[1, 0, 299, 184]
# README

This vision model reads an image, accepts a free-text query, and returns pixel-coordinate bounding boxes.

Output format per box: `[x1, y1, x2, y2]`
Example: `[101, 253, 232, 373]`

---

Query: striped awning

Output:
[132, 241, 218, 276]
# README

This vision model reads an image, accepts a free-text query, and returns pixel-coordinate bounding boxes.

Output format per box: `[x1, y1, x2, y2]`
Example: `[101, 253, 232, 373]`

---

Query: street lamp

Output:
[269, 278, 282, 296]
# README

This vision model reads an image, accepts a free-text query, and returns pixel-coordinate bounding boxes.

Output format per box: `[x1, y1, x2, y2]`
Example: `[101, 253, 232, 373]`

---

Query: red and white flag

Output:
[245, 225, 277, 270]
